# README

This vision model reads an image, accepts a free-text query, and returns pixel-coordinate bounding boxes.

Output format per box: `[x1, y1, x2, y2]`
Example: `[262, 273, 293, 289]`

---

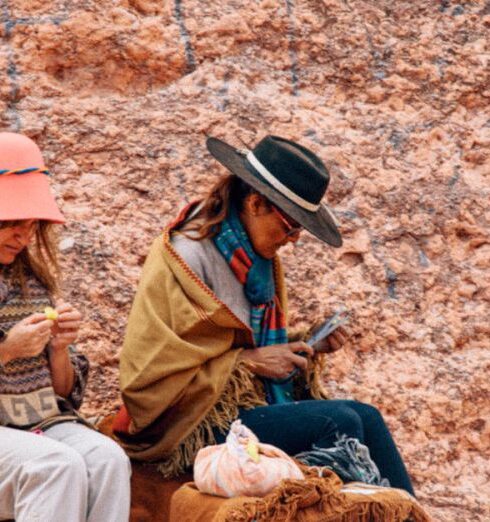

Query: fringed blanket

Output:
[169, 467, 432, 522]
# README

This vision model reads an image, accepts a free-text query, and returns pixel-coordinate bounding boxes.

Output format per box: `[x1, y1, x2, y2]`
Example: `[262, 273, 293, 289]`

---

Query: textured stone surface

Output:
[1, 1, 489, 520]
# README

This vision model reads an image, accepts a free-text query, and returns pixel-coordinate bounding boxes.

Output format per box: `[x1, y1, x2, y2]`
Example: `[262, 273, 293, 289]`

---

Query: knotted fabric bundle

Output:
[194, 420, 304, 498]
[295, 434, 390, 487]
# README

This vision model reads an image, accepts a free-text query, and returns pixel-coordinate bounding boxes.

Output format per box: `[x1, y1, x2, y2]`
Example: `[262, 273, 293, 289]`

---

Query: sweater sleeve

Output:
[66, 345, 89, 409]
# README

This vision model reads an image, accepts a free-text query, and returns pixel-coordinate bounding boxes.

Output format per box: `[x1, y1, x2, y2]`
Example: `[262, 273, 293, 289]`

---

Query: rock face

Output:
[1, 0, 489, 519]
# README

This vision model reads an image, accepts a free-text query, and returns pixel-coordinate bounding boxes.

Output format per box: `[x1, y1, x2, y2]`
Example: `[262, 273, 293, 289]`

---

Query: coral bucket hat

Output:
[0, 132, 65, 223]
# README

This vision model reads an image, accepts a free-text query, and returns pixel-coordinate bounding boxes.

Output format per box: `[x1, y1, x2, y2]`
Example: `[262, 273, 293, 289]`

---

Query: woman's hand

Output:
[312, 325, 349, 353]
[49, 300, 82, 353]
[0, 313, 53, 364]
[46, 300, 81, 398]
[239, 342, 314, 380]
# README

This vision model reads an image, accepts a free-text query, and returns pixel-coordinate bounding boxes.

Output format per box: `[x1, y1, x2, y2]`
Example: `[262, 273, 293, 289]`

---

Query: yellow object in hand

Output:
[246, 440, 260, 463]
[44, 306, 59, 320]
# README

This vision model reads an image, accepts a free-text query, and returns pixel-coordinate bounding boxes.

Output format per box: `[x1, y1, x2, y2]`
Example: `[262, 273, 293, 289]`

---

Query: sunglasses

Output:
[270, 205, 303, 237]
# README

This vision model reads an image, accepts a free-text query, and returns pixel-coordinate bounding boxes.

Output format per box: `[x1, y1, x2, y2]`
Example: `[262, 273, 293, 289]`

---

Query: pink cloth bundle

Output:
[194, 420, 304, 498]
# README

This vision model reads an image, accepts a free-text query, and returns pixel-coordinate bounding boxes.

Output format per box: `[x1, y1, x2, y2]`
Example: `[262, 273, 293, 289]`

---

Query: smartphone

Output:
[271, 308, 350, 384]
[306, 308, 350, 350]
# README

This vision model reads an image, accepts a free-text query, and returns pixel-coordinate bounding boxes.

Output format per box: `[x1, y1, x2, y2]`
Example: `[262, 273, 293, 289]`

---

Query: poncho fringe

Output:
[157, 362, 266, 477]
[308, 354, 330, 400]
[289, 324, 330, 401]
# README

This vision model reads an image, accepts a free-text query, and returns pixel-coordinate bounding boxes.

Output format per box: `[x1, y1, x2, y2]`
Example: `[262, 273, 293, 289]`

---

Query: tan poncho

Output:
[119, 227, 288, 475]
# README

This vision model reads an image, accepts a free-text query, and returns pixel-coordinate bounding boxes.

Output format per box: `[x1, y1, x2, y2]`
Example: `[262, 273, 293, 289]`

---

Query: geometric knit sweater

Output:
[0, 266, 89, 429]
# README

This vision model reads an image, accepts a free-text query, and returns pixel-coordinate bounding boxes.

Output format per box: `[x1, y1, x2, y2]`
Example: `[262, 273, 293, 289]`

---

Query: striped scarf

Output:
[212, 205, 288, 348]
[213, 207, 296, 404]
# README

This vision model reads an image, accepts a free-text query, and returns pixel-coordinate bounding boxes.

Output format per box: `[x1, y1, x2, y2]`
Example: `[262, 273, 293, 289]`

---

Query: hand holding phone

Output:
[270, 308, 350, 383]
[306, 308, 350, 353]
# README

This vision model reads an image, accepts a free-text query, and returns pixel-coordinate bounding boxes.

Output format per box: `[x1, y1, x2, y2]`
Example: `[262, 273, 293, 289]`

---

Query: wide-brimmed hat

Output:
[0, 132, 65, 223]
[206, 135, 342, 247]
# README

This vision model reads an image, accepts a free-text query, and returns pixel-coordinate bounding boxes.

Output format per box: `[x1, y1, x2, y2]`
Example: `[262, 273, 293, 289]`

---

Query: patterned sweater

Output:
[0, 266, 89, 429]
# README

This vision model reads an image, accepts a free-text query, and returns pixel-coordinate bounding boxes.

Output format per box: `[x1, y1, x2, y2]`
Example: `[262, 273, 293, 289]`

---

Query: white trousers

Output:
[0, 422, 131, 522]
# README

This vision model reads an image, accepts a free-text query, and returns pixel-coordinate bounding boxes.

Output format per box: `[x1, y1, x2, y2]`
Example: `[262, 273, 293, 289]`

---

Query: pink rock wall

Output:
[1, 1, 488, 519]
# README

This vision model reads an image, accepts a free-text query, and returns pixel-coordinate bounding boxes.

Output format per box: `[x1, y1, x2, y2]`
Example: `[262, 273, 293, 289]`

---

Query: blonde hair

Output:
[0, 220, 60, 295]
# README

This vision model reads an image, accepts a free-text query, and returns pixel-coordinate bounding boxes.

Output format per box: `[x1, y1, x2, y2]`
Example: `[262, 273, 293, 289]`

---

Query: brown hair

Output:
[0, 220, 60, 295]
[178, 174, 258, 240]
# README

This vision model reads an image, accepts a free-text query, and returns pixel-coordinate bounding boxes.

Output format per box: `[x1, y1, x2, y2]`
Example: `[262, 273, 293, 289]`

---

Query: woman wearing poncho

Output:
[117, 135, 414, 495]
[0, 132, 131, 522]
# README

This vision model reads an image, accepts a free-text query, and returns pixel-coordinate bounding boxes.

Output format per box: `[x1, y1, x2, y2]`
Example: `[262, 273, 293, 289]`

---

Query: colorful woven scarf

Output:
[212, 205, 287, 348]
[212, 206, 295, 405]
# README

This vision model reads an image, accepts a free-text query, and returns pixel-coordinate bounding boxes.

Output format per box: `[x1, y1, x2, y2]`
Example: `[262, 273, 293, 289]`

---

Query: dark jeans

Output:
[214, 399, 414, 495]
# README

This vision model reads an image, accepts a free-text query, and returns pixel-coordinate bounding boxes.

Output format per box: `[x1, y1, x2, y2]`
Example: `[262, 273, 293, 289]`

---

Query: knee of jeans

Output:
[331, 406, 364, 438]
[355, 402, 385, 425]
